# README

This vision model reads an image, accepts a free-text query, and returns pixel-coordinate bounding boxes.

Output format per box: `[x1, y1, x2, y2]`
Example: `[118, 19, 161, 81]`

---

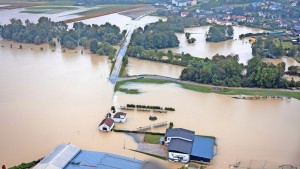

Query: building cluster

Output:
[164, 128, 215, 164]
[156, 0, 300, 29]
[98, 112, 127, 131]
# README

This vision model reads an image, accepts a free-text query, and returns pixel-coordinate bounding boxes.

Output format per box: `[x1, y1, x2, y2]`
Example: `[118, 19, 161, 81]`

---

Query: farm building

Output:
[34, 144, 145, 169]
[165, 128, 215, 164]
[112, 112, 127, 123]
[99, 118, 114, 131]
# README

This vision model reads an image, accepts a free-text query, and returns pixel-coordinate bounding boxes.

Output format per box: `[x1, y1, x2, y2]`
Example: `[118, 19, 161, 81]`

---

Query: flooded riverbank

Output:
[161, 26, 264, 65]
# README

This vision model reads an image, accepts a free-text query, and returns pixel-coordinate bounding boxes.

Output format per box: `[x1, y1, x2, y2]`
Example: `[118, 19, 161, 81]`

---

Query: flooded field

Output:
[162, 26, 263, 65]
[127, 57, 184, 78]
[115, 83, 300, 168]
[263, 56, 300, 71]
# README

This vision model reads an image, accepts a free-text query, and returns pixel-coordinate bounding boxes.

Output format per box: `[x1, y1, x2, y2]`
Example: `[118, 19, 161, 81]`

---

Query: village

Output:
[154, 0, 300, 38]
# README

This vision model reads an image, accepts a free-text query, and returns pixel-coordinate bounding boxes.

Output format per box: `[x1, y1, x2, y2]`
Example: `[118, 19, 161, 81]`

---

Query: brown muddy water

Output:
[161, 26, 300, 66]
[115, 83, 300, 168]
[0, 9, 300, 169]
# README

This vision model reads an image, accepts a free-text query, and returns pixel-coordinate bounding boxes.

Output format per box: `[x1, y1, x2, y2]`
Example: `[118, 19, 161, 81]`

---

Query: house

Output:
[181, 12, 189, 17]
[99, 118, 114, 131]
[247, 17, 255, 23]
[232, 15, 246, 22]
[165, 128, 215, 164]
[292, 25, 300, 36]
[278, 21, 290, 28]
[34, 144, 145, 169]
[291, 1, 297, 7]
[168, 138, 192, 163]
[187, 0, 197, 6]
[112, 112, 127, 123]
[172, 0, 188, 7]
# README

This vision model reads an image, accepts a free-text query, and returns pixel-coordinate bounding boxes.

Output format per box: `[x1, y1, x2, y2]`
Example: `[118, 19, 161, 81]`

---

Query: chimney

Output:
[2, 165, 6, 169]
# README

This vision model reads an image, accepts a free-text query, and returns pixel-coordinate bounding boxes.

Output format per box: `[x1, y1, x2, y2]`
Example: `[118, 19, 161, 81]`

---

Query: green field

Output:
[21, 6, 78, 14]
[115, 78, 300, 100]
[75, 4, 133, 16]
[144, 134, 161, 144]
[118, 88, 140, 94]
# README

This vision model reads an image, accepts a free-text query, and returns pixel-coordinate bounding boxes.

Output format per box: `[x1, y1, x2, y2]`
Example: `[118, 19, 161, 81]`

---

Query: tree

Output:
[90, 39, 99, 54]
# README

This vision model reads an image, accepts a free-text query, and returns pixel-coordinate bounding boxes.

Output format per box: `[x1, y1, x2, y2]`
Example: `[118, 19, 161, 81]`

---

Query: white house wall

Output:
[168, 152, 189, 163]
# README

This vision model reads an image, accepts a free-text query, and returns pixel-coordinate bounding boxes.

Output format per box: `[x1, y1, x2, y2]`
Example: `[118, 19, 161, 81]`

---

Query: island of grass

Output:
[115, 78, 300, 100]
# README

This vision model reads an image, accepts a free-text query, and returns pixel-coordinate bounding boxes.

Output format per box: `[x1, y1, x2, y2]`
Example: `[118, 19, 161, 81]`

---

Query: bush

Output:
[169, 122, 173, 129]
[149, 115, 157, 121]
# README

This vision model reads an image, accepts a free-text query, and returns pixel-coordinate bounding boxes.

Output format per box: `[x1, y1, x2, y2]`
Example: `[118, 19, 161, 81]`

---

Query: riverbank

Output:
[115, 77, 300, 100]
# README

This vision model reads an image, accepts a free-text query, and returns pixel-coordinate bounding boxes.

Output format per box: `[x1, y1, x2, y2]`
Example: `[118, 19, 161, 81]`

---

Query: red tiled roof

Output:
[113, 112, 127, 118]
[99, 118, 114, 127]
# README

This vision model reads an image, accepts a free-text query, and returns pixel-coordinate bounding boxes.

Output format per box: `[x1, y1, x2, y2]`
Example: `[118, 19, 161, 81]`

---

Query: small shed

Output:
[112, 112, 127, 123]
[99, 118, 114, 131]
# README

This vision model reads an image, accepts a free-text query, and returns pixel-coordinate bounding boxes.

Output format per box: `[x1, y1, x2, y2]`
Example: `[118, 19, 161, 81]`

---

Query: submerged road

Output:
[109, 14, 148, 84]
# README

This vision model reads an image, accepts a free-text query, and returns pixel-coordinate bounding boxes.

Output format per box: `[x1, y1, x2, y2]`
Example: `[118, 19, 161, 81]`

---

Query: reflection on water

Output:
[162, 26, 265, 65]
[115, 83, 300, 168]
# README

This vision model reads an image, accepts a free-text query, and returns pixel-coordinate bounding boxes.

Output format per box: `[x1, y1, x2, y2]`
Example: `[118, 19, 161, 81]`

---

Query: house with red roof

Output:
[99, 118, 114, 131]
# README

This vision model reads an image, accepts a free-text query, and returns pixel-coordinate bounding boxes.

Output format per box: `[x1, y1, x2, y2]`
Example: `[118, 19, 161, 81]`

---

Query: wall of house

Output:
[99, 124, 114, 131]
[112, 117, 126, 123]
[168, 152, 189, 163]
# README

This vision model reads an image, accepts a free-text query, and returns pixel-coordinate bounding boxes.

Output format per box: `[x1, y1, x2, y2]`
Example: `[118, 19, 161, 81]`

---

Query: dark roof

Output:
[165, 128, 195, 141]
[191, 136, 215, 160]
[113, 112, 126, 118]
[294, 25, 300, 31]
[168, 138, 193, 154]
[99, 118, 114, 127]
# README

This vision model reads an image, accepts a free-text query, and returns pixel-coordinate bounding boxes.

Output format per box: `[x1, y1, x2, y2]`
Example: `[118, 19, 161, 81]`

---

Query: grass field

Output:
[118, 88, 140, 94]
[75, 4, 134, 16]
[144, 134, 161, 144]
[21, 6, 78, 14]
[115, 78, 300, 100]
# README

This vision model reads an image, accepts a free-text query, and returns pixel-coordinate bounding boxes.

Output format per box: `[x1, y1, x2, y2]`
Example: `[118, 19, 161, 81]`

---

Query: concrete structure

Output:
[165, 128, 215, 164]
[99, 118, 114, 131]
[34, 144, 144, 169]
[112, 112, 127, 123]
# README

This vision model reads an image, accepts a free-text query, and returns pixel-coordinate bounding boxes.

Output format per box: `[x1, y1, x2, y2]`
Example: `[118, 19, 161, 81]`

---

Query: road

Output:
[109, 14, 149, 84]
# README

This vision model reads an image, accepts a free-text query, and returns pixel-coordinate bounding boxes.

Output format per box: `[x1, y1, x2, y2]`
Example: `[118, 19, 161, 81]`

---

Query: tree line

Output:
[0, 17, 67, 45]
[126, 45, 203, 66]
[180, 54, 298, 88]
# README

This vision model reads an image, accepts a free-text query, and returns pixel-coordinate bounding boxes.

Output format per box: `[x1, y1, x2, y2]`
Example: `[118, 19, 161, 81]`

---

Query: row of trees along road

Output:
[180, 54, 297, 88]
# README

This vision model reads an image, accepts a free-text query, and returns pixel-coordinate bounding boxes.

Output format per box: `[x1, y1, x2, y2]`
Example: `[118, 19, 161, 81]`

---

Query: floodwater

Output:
[0, 7, 300, 169]
[127, 57, 184, 78]
[263, 56, 300, 71]
[162, 26, 263, 65]
[115, 83, 300, 168]
[0, 40, 179, 167]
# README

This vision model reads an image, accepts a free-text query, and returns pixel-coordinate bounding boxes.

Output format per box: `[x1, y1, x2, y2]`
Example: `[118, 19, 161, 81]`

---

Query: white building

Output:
[112, 112, 127, 123]
[99, 118, 114, 131]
